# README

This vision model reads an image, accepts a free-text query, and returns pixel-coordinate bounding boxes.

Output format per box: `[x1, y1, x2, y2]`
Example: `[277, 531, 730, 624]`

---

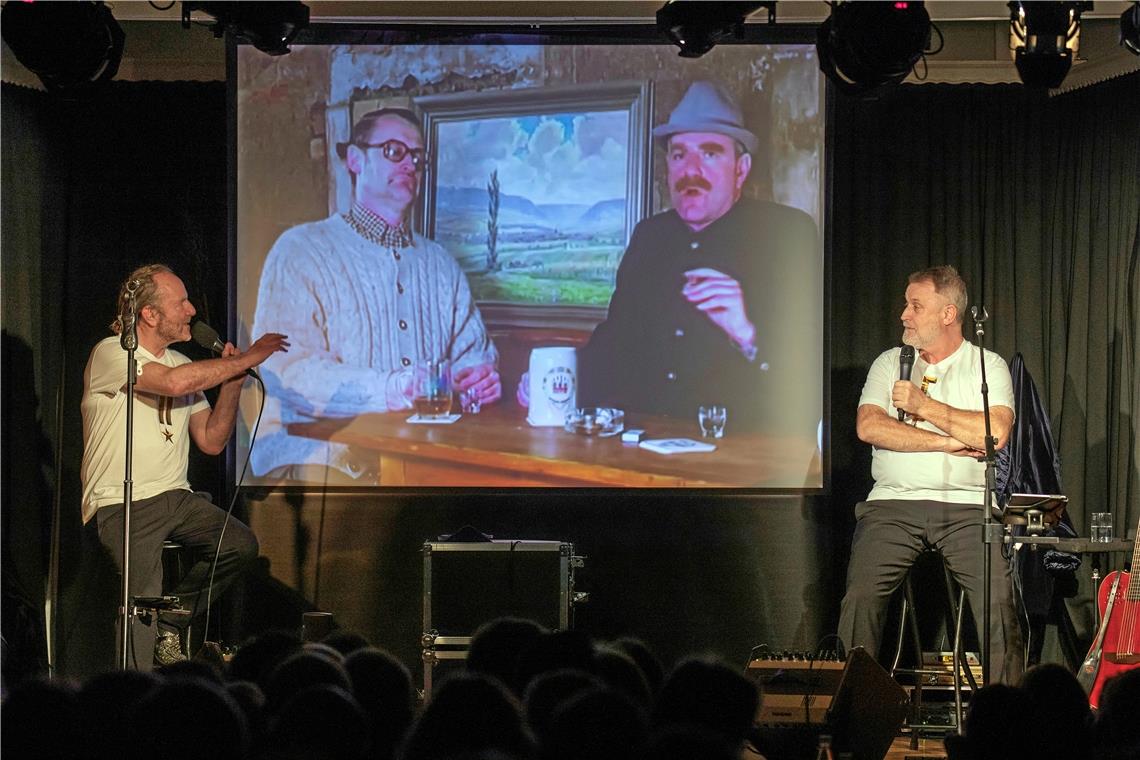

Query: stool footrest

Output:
[131, 595, 188, 613]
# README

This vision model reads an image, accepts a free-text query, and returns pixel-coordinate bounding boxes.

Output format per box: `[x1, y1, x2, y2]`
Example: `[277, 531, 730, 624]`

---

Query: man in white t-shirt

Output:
[837, 265, 1024, 684]
[81, 264, 288, 669]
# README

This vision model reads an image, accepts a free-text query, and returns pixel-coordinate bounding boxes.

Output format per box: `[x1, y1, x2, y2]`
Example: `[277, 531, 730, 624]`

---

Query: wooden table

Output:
[289, 404, 821, 488]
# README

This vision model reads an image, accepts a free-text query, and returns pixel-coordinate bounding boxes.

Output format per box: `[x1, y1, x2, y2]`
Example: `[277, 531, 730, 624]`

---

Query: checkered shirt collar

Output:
[344, 202, 413, 249]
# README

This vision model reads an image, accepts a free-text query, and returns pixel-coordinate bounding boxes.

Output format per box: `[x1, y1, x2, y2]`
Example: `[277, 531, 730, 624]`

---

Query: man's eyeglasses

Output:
[355, 139, 428, 170]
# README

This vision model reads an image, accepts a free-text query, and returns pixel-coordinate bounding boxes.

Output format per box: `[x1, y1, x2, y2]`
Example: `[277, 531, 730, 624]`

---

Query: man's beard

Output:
[902, 324, 937, 349]
[155, 312, 187, 344]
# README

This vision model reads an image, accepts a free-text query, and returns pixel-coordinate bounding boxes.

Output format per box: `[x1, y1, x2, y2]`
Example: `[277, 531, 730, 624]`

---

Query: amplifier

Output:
[746, 658, 847, 725]
[746, 648, 909, 760]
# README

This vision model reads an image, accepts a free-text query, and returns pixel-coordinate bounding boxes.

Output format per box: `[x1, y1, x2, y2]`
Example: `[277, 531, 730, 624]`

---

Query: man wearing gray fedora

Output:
[521, 80, 821, 437]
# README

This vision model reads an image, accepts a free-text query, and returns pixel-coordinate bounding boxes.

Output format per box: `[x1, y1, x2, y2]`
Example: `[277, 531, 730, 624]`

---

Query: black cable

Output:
[926, 22, 945, 56]
[148, 1, 177, 10]
[193, 372, 266, 658]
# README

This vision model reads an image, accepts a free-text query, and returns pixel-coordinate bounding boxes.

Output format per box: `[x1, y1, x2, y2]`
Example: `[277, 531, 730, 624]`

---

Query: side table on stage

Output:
[1007, 534, 1135, 673]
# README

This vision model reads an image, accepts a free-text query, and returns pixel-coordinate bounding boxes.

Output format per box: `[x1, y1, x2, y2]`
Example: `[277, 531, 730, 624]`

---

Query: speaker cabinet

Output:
[749, 647, 909, 760]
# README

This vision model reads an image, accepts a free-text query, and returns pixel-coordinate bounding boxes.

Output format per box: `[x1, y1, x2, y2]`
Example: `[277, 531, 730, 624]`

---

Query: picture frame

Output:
[415, 81, 653, 329]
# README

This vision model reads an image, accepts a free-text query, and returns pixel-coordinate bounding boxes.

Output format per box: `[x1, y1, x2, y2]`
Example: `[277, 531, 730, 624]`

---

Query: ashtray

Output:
[564, 407, 625, 437]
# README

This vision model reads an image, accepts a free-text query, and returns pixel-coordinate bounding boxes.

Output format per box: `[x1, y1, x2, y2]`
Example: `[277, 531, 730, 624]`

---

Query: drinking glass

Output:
[413, 359, 452, 418]
[460, 387, 482, 415]
[1091, 512, 1113, 543]
[698, 404, 727, 439]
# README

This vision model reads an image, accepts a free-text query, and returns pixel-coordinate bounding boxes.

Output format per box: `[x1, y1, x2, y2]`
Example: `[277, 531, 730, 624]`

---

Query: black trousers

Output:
[95, 489, 258, 670]
[837, 499, 1025, 685]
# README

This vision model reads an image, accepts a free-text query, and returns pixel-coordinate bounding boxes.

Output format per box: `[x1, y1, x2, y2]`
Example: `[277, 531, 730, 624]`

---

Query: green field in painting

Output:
[447, 240, 622, 306]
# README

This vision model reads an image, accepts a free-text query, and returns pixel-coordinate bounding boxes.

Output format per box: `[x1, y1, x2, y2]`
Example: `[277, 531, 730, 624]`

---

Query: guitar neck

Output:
[1129, 514, 1140, 601]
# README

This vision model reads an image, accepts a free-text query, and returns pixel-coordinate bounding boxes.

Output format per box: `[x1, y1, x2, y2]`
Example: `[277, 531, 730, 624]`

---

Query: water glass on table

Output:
[1091, 512, 1113, 543]
[698, 404, 727, 439]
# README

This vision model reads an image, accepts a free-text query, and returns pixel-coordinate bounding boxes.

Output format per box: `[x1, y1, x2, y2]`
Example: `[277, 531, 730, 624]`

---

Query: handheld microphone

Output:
[898, 345, 915, 421]
[191, 321, 259, 380]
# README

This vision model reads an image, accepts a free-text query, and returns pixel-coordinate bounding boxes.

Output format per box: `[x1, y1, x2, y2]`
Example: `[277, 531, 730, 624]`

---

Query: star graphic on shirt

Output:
[162, 428, 174, 443]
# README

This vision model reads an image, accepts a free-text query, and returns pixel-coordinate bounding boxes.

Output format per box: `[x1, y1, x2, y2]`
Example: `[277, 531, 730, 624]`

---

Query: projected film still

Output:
[235, 37, 825, 489]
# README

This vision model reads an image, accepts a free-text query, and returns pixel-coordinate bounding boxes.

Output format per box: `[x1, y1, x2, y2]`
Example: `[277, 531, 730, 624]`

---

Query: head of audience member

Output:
[127, 677, 249, 760]
[0, 678, 81, 760]
[591, 645, 652, 709]
[467, 617, 550, 696]
[1094, 668, 1140, 760]
[612, 637, 664, 696]
[1019, 663, 1093, 760]
[225, 680, 268, 747]
[77, 669, 159, 760]
[514, 630, 597, 695]
[264, 684, 370, 760]
[399, 672, 535, 760]
[344, 646, 415, 760]
[304, 641, 347, 663]
[322, 630, 372, 658]
[523, 669, 605, 747]
[227, 629, 303, 690]
[901, 265, 968, 356]
[651, 656, 760, 749]
[156, 657, 224, 684]
[341, 108, 426, 225]
[637, 724, 741, 760]
[652, 81, 757, 233]
[944, 684, 1032, 760]
[263, 649, 353, 714]
[541, 686, 648, 760]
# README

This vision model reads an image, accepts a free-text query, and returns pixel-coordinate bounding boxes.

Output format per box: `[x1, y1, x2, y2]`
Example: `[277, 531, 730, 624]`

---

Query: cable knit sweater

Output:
[250, 213, 495, 479]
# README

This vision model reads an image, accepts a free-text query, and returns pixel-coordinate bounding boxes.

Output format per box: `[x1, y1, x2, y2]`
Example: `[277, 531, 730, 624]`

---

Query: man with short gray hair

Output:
[838, 264, 1024, 683]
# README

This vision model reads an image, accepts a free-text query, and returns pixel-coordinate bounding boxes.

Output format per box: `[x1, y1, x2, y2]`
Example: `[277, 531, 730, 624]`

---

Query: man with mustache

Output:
[252, 108, 501, 484]
[81, 264, 288, 667]
[518, 81, 820, 437]
[838, 265, 1023, 683]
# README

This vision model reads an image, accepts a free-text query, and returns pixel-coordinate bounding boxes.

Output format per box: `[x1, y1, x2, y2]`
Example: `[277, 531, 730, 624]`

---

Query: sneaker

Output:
[154, 630, 187, 666]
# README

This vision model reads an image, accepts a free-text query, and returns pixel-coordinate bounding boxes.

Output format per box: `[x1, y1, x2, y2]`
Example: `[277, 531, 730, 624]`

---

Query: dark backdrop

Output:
[2, 73, 1137, 679]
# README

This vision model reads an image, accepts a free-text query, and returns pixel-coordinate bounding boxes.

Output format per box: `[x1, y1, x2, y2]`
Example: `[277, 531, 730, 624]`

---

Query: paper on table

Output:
[638, 438, 716, 455]
[406, 413, 462, 424]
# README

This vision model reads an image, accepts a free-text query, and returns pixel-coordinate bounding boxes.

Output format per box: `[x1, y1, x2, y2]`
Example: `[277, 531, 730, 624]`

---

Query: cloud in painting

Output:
[436, 110, 628, 206]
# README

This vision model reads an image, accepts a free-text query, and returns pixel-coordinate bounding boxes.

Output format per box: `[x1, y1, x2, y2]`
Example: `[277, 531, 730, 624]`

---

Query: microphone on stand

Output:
[898, 345, 915, 421]
[191, 321, 259, 380]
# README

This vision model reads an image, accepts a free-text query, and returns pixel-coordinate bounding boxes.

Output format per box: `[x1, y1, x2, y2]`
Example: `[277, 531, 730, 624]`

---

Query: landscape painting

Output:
[418, 83, 651, 313]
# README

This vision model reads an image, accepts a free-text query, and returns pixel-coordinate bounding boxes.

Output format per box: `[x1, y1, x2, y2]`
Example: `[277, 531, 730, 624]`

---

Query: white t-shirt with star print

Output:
[80, 336, 210, 524]
[858, 339, 1014, 505]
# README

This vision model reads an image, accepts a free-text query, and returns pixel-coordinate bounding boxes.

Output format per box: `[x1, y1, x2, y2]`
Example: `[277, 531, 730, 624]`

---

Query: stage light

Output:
[182, 2, 309, 56]
[1008, 2, 1093, 88]
[816, 1, 933, 95]
[1122, 2, 1140, 55]
[656, 1, 775, 59]
[0, 1, 125, 93]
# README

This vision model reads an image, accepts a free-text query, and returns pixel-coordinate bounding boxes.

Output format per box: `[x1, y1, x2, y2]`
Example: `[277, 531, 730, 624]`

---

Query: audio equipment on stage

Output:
[747, 647, 909, 760]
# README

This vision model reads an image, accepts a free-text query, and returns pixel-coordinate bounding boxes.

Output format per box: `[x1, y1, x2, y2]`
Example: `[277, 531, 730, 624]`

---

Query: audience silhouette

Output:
[3, 616, 1131, 760]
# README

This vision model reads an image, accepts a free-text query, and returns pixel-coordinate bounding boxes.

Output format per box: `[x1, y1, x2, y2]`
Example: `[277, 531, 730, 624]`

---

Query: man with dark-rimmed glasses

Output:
[252, 108, 501, 484]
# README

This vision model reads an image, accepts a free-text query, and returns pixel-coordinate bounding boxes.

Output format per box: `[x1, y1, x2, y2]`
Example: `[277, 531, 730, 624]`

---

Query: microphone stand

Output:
[118, 283, 140, 669]
[973, 305, 1000, 688]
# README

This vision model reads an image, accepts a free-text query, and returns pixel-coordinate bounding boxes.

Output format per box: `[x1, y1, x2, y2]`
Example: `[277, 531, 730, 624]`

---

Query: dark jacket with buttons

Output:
[579, 198, 821, 437]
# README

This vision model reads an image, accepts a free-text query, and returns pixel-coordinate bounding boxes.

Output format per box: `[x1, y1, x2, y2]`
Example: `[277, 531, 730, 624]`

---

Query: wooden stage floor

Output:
[885, 733, 950, 760]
